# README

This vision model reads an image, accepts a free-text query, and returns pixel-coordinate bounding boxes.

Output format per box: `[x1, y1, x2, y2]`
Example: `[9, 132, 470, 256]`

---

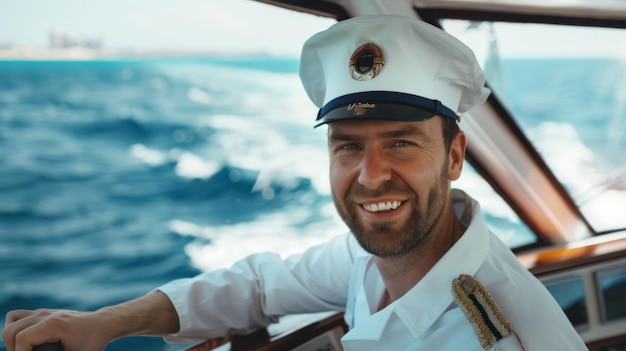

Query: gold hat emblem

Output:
[347, 102, 376, 116]
[349, 43, 384, 81]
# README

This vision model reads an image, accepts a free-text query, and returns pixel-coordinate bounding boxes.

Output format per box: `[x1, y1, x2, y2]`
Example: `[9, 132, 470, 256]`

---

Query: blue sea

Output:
[0, 57, 623, 350]
[0, 57, 346, 350]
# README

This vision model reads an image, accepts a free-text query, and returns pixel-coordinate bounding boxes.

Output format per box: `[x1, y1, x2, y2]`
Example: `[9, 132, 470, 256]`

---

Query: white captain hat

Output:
[299, 15, 491, 127]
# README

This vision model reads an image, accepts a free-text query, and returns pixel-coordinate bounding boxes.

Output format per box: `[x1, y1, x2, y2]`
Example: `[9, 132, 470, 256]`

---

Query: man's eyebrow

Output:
[328, 124, 434, 142]
[378, 126, 433, 140]
[328, 130, 358, 143]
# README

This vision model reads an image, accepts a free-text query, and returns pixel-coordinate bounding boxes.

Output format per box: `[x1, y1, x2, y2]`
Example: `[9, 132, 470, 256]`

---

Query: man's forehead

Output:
[327, 119, 441, 138]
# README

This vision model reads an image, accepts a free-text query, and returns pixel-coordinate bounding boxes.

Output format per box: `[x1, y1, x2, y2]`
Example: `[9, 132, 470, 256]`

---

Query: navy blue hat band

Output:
[315, 91, 458, 127]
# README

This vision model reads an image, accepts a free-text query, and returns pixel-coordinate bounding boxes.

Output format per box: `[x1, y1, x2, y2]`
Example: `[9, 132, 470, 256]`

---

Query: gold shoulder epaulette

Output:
[452, 274, 522, 350]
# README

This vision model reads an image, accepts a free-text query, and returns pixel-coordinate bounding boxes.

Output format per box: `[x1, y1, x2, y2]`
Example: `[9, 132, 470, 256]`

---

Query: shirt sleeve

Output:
[158, 232, 364, 343]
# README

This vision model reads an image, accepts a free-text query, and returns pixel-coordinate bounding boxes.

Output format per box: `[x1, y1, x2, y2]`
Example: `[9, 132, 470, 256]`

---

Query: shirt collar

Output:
[394, 189, 489, 338]
[343, 190, 491, 342]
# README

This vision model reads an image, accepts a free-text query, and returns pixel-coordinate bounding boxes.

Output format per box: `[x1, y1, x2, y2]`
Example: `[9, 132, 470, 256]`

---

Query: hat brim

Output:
[314, 91, 458, 128]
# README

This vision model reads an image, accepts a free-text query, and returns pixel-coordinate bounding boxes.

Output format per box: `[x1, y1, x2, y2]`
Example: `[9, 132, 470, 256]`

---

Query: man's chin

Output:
[356, 239, 413, 258]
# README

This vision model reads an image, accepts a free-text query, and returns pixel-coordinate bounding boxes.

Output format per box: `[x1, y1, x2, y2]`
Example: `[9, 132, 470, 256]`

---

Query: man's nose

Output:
[357, 150, 392, 189]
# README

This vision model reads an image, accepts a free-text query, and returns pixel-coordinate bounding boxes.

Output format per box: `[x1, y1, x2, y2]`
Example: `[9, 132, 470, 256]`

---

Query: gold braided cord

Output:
[452, 274, 514, 350]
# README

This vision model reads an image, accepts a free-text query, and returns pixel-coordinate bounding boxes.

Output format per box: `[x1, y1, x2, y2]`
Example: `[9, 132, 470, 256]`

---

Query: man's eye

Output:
[334, 143, 360, 153]
[340, 143, 360, 150]
[394, 140, 414, 147]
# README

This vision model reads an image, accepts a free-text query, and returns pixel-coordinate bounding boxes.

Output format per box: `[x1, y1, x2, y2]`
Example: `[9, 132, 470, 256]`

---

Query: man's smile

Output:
[362, 200, 403, 213]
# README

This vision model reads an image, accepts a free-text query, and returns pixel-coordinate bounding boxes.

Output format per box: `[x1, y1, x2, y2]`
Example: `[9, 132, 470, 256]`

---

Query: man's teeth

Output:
[363, 201, 402, 212]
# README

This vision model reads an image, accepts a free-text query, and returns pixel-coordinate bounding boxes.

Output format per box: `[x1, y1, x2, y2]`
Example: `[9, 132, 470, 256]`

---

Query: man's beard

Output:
[333, 168, 449, 258]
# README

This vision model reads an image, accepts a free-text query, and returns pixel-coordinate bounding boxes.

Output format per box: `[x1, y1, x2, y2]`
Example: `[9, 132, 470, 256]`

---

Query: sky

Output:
[0, 0, 336, 55]
[0, 0, 624, 58]
[444, 20, 626, 59]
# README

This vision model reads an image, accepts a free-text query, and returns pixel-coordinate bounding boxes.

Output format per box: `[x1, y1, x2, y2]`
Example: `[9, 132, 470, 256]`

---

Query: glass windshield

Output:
[456, 163, 536, 248]
[442, 20, 626, 234]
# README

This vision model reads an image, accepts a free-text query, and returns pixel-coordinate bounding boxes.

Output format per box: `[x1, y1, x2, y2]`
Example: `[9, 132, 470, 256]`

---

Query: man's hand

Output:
[3, 308, 109, 351]
[2, 291, 180, 351]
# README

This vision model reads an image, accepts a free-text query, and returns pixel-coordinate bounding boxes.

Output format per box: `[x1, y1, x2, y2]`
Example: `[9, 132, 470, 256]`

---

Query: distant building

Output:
[49, 32, 103, 49]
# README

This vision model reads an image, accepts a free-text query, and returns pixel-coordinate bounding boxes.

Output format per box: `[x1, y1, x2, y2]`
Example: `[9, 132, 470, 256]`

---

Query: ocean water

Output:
[0, 57, 623, 350]
[0, 58, 347, 350]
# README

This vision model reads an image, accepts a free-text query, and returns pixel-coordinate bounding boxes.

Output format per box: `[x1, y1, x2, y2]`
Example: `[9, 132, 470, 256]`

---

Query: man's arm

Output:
[3, 233, 362, 351]
[158, 233, 362, 344]
[2, 291, 178, 351]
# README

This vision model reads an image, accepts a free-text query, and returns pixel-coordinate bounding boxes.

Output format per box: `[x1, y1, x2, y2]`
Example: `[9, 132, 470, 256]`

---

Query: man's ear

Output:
[448, 130, 467, 181]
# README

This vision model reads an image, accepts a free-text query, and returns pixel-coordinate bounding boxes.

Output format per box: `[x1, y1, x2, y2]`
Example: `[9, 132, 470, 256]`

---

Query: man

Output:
[3, 15, 586, 351]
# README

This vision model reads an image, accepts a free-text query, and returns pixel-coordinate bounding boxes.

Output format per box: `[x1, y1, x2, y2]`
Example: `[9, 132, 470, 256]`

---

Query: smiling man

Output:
[328, 120, 461, 258]
[293, 15, 585, 349]
[3, 14, 586, 351]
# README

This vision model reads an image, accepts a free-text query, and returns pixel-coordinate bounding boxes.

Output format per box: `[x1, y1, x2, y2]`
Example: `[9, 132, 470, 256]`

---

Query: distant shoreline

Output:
[0, 47, 614, 61]
[0, 47, 286, 60]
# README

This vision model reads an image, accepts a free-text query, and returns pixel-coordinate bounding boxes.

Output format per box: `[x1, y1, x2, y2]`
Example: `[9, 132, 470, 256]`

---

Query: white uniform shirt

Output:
[159, 190, 587, 350]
